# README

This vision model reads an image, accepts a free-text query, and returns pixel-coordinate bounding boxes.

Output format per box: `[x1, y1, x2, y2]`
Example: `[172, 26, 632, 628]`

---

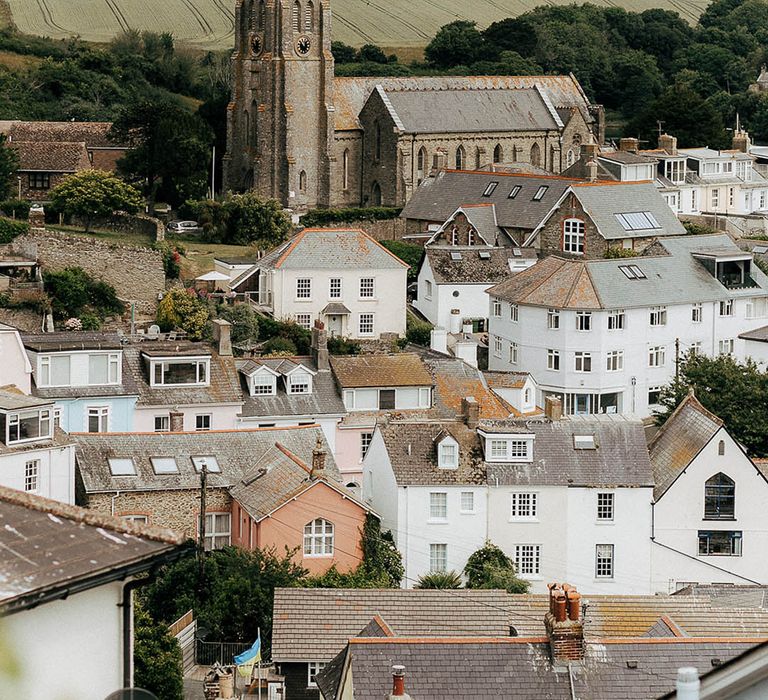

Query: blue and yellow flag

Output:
[234, 633, 262, 678]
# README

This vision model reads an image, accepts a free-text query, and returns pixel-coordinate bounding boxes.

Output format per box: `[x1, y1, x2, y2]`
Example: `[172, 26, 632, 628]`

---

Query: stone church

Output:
[223, 0, 604, 211]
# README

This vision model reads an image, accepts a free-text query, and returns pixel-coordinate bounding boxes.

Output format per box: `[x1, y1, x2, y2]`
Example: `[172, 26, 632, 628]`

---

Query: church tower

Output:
[223, 0, 335, 211]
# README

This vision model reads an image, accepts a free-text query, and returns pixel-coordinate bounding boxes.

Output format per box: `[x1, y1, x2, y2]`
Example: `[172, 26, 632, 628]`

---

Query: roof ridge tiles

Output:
[274, 442, 312, 474]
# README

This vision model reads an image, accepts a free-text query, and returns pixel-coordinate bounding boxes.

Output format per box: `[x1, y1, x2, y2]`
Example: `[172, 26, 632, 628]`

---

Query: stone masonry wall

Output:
[86, 488, 232, 539]
[11, 229, 165, 314]
[71, 213, 165, 241]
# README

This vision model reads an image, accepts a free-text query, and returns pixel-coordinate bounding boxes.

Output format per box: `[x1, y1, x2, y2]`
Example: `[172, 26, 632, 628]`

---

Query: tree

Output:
[358, 44, 389, 64]
[214, 302, 259, 345]
[156, 287, 210, 340]
[220, 192, 292, 247]
[331, 41, 358, 64]
[425, 21, 489, 69]
[358, 514, 404, 587]
[0, 133, 19, 200]
[134, 601, 183, 700]
[49, 169, 142, 232]
[43, 267, 124, 319]
[464, 541, 530, 594]
[654, 353, 768, 456]
[414, 571, 463, 589]
[110, 97, 212, 213]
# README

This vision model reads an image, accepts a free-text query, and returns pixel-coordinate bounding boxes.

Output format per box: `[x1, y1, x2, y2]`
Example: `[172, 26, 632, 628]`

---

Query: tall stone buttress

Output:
[223, 0, 335, 211]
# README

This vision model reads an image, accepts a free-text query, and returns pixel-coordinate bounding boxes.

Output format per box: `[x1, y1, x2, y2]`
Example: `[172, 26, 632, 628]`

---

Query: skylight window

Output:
[615, 212, 661, 231]
[573, 435, 596, 450]
[508, 185, 521, 199]
[151, 457, 178, 474]
[533, 186, 548, 201]
[628, 264, 646, 279]
[512, 248, 522, 257]
[479, 251, 491, 260]
[450, 251, 463, 261]
[108, 458, 136, 476]
[483, 182, 498, 197]
[618, 264, 646, 280]
[191, 456, 221, 473]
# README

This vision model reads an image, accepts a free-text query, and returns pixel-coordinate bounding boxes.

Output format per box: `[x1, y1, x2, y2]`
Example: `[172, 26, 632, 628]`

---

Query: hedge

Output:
[300, 206, 402, 227]
[0, 217, 29, 243]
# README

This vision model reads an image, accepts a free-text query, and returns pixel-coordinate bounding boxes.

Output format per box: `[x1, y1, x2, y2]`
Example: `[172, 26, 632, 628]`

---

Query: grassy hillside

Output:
[7, 0, 709, 49]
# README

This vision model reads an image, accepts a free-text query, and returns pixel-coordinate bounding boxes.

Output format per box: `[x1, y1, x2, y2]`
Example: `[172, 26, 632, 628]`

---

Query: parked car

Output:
[167, 220, 201, 235]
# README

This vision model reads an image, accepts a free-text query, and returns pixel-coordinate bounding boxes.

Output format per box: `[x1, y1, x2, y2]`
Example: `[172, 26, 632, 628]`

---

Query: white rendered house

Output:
[649, 393, 768, 593]
[487, 234, 768, 417]
[230, 228, 408, 339]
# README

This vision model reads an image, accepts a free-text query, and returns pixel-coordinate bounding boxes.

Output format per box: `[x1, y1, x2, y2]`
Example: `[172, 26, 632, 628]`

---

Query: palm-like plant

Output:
[414, 570, 463, 589]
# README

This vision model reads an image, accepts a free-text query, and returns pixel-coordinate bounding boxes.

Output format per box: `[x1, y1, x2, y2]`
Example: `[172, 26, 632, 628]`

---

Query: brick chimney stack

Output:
[544, 396, 562, 422]
[544, 583, 584, 663]
[732, 129, 751, 154]
[388, 665, 412, 700]
[169, 410, 184, 432]
[311, 319, 329, 371]
[311, 437, 326, 478]
[619, 137, 639, 154]
[462, 396, 480, 430]
[212, 319, 232, 357]
[586, 159, 598, 182]
[658, 133, 678, 155]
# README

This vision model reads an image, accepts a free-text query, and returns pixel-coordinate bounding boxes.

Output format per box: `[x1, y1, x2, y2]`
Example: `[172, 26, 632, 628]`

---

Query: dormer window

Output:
[481, 432, 534, 462]
[150, 358, 210, 387]
[89, 353, 121, 385]
[437, 436, 459, 469]
[39, 355, 71, 387]
[574, 434, 596, 450]
[4, 408, 52, 445]
[252, 373, 277, 395]
[288, 372, 311, 394]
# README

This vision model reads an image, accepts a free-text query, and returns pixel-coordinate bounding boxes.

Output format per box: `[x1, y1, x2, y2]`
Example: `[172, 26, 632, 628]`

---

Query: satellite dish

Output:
[104, 689, 158, 700]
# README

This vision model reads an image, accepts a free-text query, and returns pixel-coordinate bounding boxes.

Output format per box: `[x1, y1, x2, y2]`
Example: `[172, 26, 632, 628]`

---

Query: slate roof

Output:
[0, 485, 184, 614]
[333, 74, 594, 132]
[11, 141, 91, 173]
[0, 388, 52, 411]
[320, 637, 760, 700]
[424, 247, 524, 285]
[648, 392, 724, 500]
[122, 343, 242, 407]
[674, 584, 768, 611]
[73, 425, 335, 493]
[271, 588, 513, 662]
[31, 354, 141, 401]
[0, 120, 120, 148]
[238, 357, 345, 418]
[598, 150, 658, 165]
[484, 415, 654, 488]
[739, 324, 768, 342]
[402, 170, 578, 229]
[378, 86, 560, 134]
[330, 353, 432, 388]
[488, 234, 768, 310]
[21, 332, 123, 352]
[570, 181, 686, 240]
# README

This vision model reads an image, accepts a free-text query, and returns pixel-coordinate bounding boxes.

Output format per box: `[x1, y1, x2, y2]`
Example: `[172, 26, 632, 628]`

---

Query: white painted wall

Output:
[0, 325, 32, 393]
[488, 297, 768, 418]
[651, 427, 768, 593]
[132, 404, 242, 432]
[0, 443, 75, 504]
[274, 267, 407, 338]
[2, 581, 125, 700]
[237, 414, 339, 455]
[27, 350, 123, 388]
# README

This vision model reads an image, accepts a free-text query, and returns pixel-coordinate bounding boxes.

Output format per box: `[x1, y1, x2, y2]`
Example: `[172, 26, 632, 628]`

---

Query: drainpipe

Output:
[122, 577, 147, 688]
[111, 491, 121, 516]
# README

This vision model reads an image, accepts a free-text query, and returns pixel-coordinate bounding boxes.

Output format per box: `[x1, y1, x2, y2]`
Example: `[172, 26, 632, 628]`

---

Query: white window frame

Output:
[358, 313, 374, 336]
[88, 352, 121, 386]
[597, 492, 614, 521]
[563, 218, 585, 255]
[38, 355, 71, 388]
[329, 277, 342, 299]
[718, 338, 734, 355]
[692, 303, 702, 323]
[429, 543, 448, 572]
[547, 309, 560, 329]
[303, 518, 334, 557]
[251, 373, 277, 396]
[596, 543, 614, 578]
[359, 277, 375, 299]
[605, 350, 623, 372]
[150, 358, 210, 387]
[360, 431, 373, 461]
[295, 313, 312, 330]
[195, 413, 212, 431]
[154, 415, 170, 432]
[87, 405, 110, 433]
[296, 277, 312, 300]
[719, 299, 733, 317]
[460, 491, 475, 514]
[493, 336, 502, 358]
[510, 492, 537, 520]
[508, 342, 518, 365]
[576, 311, 592, 331]
[514, 544, 541, 576]
[424, 279, 433, 300]
[429, 492, 448, 520]
[547, 349, 560, 371]
[307, 662, 327, 689]
[438, 440, 459, 469]
[204, 512, 231, 551]
[607, 310, 625, 331]
[287, 372, 312, 395]
[574, 351, 592, 373]
[492, 299, 502, 317]
[648, 346, 666, 367]
[6, 408, 52, 445]
[509, 303, 519, 322]
[24, 459, 39, 493]
[649, 306, 667, 326]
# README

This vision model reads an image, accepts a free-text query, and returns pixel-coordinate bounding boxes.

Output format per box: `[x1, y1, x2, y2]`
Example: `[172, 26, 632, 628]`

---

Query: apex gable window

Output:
[329, 277, 342, 299]
[6, 408, 52, 445]
[424, 280, 433, 300]
[359, 277, 375, 299]
[251, 372, 277, 395]
[649, 306, 667, 326]
[296, 277, 312, 299]
[288, 372, 312, 394]
[704, 472, 735, 519]
[576, 311, 592, 331]
[595, 544, 614, 578]
[563, 218, 585, 255]
[437, 437, 459, 469]
[303, 518, 334, 556]
[547, 309, 560, 329]
[151, 358, 210, 387]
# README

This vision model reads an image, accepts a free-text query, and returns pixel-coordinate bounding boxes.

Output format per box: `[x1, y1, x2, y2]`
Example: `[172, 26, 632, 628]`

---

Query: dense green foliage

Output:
[464, 542, 530, 594]
[43, 267, 123, 320]
[0, 216, 28, 243]
[406, 317, 433, 347]
[257, 316, 312, 354]
[134, 601, 184, 700]
[0, 134, 18, 200]
[414, 571, 463, 589]
[0, 200, 31, 219]
[299, 207, 402, 228]
[654, 352, 768, 456]
[213, 302, 260, 345]
[182, 194, 291, 247]
[49, 170, 143, 231]
[156, 287, 210, 339]
[379, 240, 422, 282]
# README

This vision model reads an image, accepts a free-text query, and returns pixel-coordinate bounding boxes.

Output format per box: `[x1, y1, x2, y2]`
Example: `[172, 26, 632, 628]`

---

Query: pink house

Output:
[229, 440, 371, 574]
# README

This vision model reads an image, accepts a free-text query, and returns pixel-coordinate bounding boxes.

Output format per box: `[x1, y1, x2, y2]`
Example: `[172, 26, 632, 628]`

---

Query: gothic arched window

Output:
[299, 170, 307, 193]
[566, 149, 575, 167]
[258, 0, 266, 29]
[718, 439, 725, 455]
[303, 518, 334, 556]
[511, 145, 518, 162]
[292, 1, 301, 32]
[370, 181, 382, 206]
[417, 147, 427, 183]
[374, 121, 382, 161]
[342, 149, 350, 190]
[455, 145, 465, 170]
[493, 144, 503, 164]
[305, 0, 314, 32]
[530, 142, 541, 168]
[244, 110, 250, 147]
[704, 473, 735, 519]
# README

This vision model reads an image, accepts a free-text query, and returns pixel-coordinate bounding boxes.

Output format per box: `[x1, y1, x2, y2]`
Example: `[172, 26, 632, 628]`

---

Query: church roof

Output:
[376, 86, 560, 134]
[333, 75, 594, 131]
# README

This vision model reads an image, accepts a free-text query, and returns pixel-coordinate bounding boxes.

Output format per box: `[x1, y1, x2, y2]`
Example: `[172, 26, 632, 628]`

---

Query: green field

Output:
[7, 0, 709, 49]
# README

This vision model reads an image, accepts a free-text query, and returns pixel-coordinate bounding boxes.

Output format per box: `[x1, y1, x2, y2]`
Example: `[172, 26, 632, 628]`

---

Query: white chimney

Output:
[675, 667, 700, 700]
[449, 309, 461, 334]
[462, 322, 473, 334]
[430, 327, 448, 355]
[454, 338, 478, 368]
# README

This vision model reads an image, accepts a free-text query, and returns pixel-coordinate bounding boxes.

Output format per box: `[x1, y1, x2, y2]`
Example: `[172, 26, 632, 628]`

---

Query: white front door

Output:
[327, 315, 343, 336]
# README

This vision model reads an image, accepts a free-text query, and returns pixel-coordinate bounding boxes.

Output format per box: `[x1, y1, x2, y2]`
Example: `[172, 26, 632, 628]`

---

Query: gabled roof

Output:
[648, 392, 725, 500]
[11, 141, 91, 173]
[424, 247, 529, 285]
[331, 353, 432, 389]
[271, 588, 512, 662]
[0, 120, 120, 148]
[374, 86, 561, 134]
[402, 170, 579, 229]
[333, 74, 594, 132]
[0, 485, 185, 615]
[426, 204, 500, 246]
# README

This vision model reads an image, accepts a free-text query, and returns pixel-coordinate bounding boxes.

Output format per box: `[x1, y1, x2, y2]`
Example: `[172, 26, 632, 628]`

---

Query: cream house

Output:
[230, 229, 408, 339]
